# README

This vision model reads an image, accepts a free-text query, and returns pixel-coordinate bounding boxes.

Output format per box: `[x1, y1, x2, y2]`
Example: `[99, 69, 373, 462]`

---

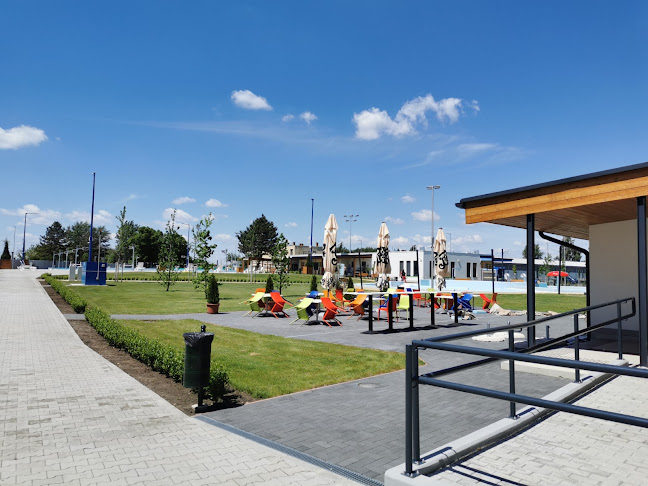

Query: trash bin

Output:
[183, 332, 214, 389]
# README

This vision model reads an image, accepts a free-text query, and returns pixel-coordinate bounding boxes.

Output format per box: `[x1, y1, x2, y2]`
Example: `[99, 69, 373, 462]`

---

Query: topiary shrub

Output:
[347, 277, 355, 291]
[310, 274, 318, 292]
[205, 274, 220, 304]
[265, 274, 274, 293]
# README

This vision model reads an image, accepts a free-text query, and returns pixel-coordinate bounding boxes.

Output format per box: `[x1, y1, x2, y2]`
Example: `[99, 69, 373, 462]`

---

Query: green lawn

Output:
[70, 281, 311, 314]
[474, 293, 586, 313]
[119, 318, 405, 398]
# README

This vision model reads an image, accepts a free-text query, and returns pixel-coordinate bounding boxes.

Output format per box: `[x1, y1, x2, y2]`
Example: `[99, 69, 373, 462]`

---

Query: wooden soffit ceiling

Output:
[456, 163, 648, 240]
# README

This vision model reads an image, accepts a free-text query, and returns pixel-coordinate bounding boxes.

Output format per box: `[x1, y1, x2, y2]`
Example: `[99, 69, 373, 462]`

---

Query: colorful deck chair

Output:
[290, 298, 315, 324]
[377, 293, 398, 320]
[244, 292, 265, 316]
[347, 294, 367, 320]
[479, 293, 498, 311]
[396, 294, 410, 320]
[269, 291, 292, 318]
[321, 297, 342, 327]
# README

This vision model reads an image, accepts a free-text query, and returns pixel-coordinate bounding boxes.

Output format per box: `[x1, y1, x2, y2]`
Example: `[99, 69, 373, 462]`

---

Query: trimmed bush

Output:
[310, 275, 318, 292]
[347, 277, 354, 290]
[205, 274, 220, 304]
[42, 273, 87, 313]
[265, 274, 274, 293]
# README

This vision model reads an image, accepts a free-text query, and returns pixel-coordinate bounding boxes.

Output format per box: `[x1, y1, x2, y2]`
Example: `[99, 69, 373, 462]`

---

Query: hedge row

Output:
[42, 273, 88, 312]
[42, 274, 229, 402]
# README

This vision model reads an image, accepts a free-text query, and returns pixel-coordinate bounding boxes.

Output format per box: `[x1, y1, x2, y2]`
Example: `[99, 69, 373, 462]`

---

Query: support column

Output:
[527, 214, 536, 346]
[637, 197, 647, 366]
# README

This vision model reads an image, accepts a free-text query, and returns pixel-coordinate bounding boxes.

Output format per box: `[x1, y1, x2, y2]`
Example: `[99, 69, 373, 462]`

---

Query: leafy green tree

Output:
[271, 233, 291, 293]
[539, 252, 553, 280]
[522, 243, 544, 260]
[65, 222, 110, 261]
[562, 236, 582, 262]
[156, 211, 183, 291]
[236, 214, 278, 269]
[1, 239, 10, 259]
[131, 226, 163, 265]
[114, 207, 139, 267]
[26, 221, 67, 260]
[192, 213, 218, 291]
[336, 242, 349, 253]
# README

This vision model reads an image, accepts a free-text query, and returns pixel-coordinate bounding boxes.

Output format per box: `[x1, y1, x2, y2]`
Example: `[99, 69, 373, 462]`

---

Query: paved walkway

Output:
[0, 270, 359, 486]
[430, 372, 648, 485]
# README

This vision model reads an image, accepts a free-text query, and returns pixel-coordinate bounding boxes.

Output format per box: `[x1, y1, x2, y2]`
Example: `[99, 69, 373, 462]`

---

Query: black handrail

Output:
[404, 296, 647, 478]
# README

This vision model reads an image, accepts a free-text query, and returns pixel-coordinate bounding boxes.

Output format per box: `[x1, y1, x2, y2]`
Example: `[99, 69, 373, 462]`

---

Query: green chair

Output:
[244, 292, 265, 316]
[396, 294, 410, 321]
[290, 298, 315, 324]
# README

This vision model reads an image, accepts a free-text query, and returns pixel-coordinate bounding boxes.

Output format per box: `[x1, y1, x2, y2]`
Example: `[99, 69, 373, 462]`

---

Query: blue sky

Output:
[2, 1, 647, 261]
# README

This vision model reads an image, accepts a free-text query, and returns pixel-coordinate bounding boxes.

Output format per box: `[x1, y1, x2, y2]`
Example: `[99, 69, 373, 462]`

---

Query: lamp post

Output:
[130, 244, 135, 269]
[22, 212, 38, 263]
[12, 225, 16, 266]
[179, 222, 190, 269]
[426, 185, 440, 281]
[309, 198, 314, 267]
[222, 249, 227, 271]
[344, 214, 358, 252]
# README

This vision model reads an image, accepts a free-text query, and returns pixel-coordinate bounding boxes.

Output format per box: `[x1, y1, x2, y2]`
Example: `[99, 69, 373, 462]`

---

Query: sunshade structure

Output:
[433, 228, 450, 291]
[547, 271, 569, 277]
[320, 214, 338, 290]
[376, 222, 391, 291]
[456, 161, 648, 365]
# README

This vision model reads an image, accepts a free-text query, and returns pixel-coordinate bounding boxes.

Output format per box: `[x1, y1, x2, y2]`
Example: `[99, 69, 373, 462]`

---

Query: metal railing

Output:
[404, 296, 648, 477]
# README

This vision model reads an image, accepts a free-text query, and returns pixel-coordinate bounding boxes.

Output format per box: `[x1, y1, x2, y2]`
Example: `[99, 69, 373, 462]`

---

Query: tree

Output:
[539, 252, 553, 280]
[562, 236, 582, 262]
[65, 222, 110, 261]
[335, 242, 349, 254]
[156, 211, 183, 291]
[131, 226, 163, 265]
[114, 207, 139, 267]
[192, 213, 218, 291]
[236, 214, 278, 269]
[310, 275, 318, 292]
[271, 233, 291, 293]
[1, 239, 10, 260]
[265, 274, 274, 293]
[26, 221, 67, 260]
[522, 243, 544, 260]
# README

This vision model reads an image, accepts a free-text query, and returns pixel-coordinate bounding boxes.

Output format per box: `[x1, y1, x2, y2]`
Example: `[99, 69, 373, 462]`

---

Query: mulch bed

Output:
[39, 280, 253, 415]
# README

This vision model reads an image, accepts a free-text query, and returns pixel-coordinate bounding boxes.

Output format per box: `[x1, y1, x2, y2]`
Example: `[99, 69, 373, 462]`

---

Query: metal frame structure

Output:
[403, 296, 648, 478]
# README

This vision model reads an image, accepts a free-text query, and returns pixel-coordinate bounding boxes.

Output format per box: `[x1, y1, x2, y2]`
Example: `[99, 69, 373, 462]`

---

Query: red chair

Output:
[377, 294, 398, 321]
[321, 297, 342, 327]
[269, 292, 292, 318]
[335, 288, 353, 310]
[480, 293, 498, 311]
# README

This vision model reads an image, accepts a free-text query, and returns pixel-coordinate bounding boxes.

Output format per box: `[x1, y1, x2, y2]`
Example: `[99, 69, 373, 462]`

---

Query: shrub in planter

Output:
[310, 274, 318, 292]
[205, 275, 220, 314]
[265, 274, 274, 293]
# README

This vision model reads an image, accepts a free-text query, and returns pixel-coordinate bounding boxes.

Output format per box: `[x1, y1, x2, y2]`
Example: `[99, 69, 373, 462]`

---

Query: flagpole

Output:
[88, 172, 96, 262]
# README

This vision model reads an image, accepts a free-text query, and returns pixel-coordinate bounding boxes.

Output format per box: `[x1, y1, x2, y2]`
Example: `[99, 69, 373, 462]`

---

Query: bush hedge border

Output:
[41, 273, 228, 402]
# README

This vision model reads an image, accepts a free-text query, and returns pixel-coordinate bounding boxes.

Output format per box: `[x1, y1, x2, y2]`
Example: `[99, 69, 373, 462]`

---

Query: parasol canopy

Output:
[321, 214, 338, 289]
[547, 270, 569, 277]
[376, 222, 391, 291]
[434, 227, 449, 291]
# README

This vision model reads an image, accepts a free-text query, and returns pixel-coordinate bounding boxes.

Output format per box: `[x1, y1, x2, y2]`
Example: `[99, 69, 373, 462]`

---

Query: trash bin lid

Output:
[183, 332, 215, 347]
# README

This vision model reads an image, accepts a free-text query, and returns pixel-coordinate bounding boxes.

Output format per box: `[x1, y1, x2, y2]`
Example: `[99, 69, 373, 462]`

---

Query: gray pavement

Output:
[0, 270, 360, 486]
[112, 306, 574, 481]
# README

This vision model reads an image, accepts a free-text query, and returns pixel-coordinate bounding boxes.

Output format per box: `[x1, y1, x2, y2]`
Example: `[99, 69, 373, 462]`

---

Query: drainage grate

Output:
[196, 415, 383, 486]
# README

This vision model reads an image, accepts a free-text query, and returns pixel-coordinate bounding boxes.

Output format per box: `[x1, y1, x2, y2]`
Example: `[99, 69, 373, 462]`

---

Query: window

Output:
[467, 263, 470, 278]
[406, 261, 411, 276]
[472, 263, 477, 278]
[451, 261, 455, 278]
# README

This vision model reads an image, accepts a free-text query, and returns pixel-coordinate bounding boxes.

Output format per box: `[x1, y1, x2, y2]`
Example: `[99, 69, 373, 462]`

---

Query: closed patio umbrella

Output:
[434, 227, 449, 291]
[321, 214, 338, 290]
[376, 222, 391, 291]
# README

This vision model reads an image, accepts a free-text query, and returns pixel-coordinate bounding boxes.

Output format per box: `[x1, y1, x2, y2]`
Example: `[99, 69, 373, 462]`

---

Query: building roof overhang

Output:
[456, 161, 648, 239]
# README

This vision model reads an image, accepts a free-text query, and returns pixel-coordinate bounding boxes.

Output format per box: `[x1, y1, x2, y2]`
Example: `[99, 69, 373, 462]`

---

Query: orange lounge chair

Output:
[347, 294, 367, 320]
[479, 293, 498, 311]
[269, 291, 292, 318]
[321, 297, 342, 327]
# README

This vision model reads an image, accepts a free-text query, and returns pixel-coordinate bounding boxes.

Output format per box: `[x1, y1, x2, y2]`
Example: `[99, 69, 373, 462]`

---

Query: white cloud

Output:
[353, 94, 468, 140]
[513, 240, 524, 247]
[162, 208, 198, 224]
[457, 143, 498, 154]
[299, 112, 317, 124]
[172, 196, 196, 205]
[0, 204, 61, 226]
[124, 194, 139, 202]
[0, 125, 47, 150]
[65, 209, 113, 225]
[205, 198, 228, 208]
[401, 195, 415, 204]
[285, 222, 298, 228]
[410, 234, 432, 246]
[281, 114, 295, 122]
[214, 233, 234, 242]
[384, 216, 405, 225]
[411, 209, 439, 222]
[453, 234, 483, 245]
[470, 100, 480, 113]
[391, 236, 410, 247]
[231, 90, 272, 110]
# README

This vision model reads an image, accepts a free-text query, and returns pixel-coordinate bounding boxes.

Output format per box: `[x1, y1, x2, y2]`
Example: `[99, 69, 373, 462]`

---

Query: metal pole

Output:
[12, 225, 16, 265]
[404, 345, 414, 477]
[416, 248, 420, 290]
[527, 214, 536, 347]
[638, 196, 647, 366]
[558, 244, 562, 294]
[491, 249, 495, 293]
[88, 172, 96, 263]
[412, 346, 420, 464]
[427, 185, 440, 283]
[574, 314, 581, 383]
[22, 213, 27, 262]
[309, 198, 314, 266]
[508, 329, 516, 418]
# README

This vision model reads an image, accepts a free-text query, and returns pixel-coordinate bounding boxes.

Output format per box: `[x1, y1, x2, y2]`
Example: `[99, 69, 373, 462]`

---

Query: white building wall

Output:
[372, 250, 480, 280]
[590, 219, 642, 332]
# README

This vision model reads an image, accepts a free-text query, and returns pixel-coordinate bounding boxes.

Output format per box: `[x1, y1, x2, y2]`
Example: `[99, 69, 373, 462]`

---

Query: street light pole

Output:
[426, 185, 440, 282]
[22, 212, 37, 263]
[309, 198, 314, 267]
[12, 225, 16, 265]
[343, 214, 358, 253]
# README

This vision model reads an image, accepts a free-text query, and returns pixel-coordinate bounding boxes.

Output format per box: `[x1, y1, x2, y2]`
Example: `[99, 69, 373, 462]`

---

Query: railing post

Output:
[546, 325, 550, 340]
[508, 329, 516, 418]
[574, 314, 581, 383]
[404, 345, 414, 477]
[368, 295, 373, 333]
[412, 346, 421, 464]
[617, 302, 623, 360]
